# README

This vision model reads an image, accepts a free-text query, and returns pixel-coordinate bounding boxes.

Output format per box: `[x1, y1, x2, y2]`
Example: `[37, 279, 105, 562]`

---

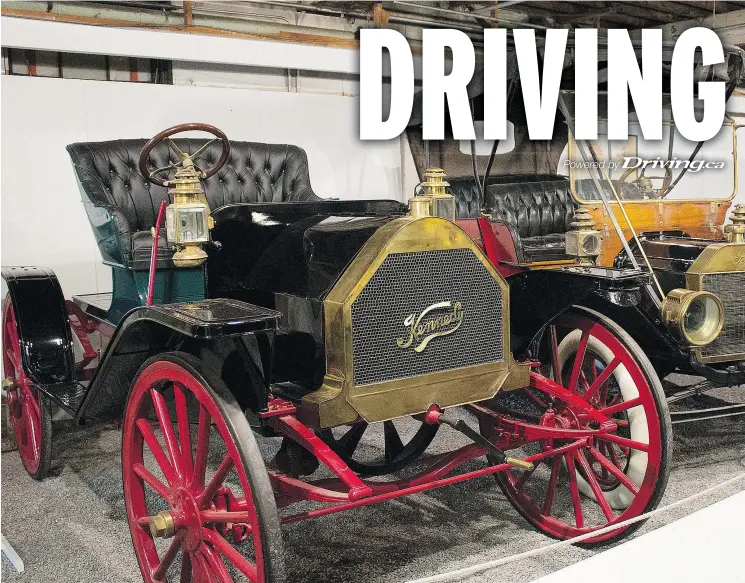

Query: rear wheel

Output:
[2, 296, 52, 480]
[122, 352, 285, 583]
[481, 307, 671, 544]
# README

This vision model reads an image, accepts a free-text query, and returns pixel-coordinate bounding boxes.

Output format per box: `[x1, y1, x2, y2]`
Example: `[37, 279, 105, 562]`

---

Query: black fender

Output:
[1, 267, 75, 385]
[508, 266, 648, 356]
[76, 299, 280, 422]
[581, 292, 688, 377]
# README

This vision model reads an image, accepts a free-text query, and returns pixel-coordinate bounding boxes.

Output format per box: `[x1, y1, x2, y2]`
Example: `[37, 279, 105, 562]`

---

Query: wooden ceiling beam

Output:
[630, 0, 712, 17]
[608, 2, 682, 23]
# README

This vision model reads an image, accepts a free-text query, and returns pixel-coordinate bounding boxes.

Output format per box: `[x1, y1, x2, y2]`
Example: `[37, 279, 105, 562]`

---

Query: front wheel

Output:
[481, 306, 672, 544]
[122, 352, 285, 583]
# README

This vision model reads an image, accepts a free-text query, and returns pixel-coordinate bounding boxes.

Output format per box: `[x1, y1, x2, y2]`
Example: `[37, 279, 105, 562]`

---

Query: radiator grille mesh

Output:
[351, 248, 503, 386]
[701, 272, 745, 359]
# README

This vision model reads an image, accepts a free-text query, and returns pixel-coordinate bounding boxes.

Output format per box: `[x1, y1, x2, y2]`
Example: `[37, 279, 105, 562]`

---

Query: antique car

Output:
[2, 123, 672, 582]
[424, 42, 745, 423]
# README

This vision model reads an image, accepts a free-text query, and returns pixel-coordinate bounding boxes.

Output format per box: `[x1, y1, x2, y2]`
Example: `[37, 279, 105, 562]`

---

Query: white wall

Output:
[0, 75, 418, 298]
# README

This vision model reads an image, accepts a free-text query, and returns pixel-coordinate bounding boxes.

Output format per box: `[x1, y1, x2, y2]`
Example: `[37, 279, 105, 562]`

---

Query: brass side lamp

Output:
[163, 157, 214, 268]
[409, 168, 456, 221]
[565, 208, 601, 265]
[724, 204, 745, 243]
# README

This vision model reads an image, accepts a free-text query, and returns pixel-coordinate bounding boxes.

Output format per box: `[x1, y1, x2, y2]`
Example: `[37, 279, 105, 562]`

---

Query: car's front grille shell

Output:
[350, 248, 503, 386]
[700, 271, 745, 361]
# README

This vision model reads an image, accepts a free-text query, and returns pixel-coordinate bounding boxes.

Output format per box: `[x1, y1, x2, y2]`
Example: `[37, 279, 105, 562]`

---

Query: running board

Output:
[39, 381, 88, 416]
[670, 403, 745, 424]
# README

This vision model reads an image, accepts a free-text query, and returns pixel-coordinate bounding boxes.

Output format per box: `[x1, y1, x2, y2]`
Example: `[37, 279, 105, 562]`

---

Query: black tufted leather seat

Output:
[67, 139, 320, 267]
[449, 175, 575, 262]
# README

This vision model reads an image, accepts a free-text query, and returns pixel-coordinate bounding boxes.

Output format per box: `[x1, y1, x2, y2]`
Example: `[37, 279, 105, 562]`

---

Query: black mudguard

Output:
[509, 266, 648, 355]
[1, 267, 75, 385]
[76, 299, 281, 422]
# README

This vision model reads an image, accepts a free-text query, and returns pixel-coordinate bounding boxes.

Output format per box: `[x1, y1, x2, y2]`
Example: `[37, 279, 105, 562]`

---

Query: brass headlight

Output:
[661, 289, 724, 346]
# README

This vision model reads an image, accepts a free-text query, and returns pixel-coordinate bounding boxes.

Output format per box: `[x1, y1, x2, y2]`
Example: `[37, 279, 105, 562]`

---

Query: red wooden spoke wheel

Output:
[122, 352, 284, 583]
[481, 307, 671, 544]
[2, 296, 52, 480]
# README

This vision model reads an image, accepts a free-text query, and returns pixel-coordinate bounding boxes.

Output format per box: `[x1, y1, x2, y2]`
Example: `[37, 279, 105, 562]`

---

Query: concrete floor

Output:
[2, 378, 744, 583]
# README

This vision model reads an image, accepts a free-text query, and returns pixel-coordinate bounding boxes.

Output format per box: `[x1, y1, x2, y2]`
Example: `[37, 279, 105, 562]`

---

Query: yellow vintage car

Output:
[412, 43, 745, 422]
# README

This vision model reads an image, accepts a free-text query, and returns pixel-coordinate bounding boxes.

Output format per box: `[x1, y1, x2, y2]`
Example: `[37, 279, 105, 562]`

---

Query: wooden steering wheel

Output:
[616, 164, 673, 199]
[138, 122, 230, 187]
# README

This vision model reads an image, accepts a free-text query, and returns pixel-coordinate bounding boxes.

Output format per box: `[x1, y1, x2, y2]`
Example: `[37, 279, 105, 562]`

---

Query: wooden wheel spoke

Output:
[600, 396, 642, 416]
[564, 453, 584, 528]
[151, 388, 184, 479]
[201, 510, 253, 526]
[597, 432, 648, 453]
[515, 461, 540, 492]
[338, 423, 367, 456]
[202, 528, 257, 582]
[152, 538, 181, 581]
[192, 549, 216, 583]
[200, 544, 233, 583]
[133, 462, 172, 502]
[542, 456, 561, 515]
[6, 319, 21, 353]
[383, 421, 405, 463]
[25, 391, 42, 420]
[606, 441, 624, 471]
[192, 405, 211, 489]
[568, 331, 590, 393]
[583, 357, 620, 403]
[180, 551, 193, 583]
[174, 385, 194, 478]
[200, 455, 234, 508]
[136, 418, 178, 485]
[25, 408, 41, 460]
[136, 516, 151, 530]
[588, 446, 639, 495]
[6, 347, 21, 373]
[575, 451, 615, 522]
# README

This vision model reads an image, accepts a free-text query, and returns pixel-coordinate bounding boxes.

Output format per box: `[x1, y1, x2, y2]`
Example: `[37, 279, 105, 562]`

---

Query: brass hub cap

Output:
[148, 510, 175, 539]
[148, 489, 203, 551]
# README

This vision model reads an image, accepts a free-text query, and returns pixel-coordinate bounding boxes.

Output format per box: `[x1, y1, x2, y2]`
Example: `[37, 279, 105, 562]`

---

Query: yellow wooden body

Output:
[582, 200, 732, 266]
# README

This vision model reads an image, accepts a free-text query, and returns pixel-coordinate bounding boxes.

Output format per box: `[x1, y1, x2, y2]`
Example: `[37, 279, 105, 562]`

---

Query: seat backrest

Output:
[67, 138, 320, 234]
[67, 138, 321, 266]
[449, 175, 575, 238]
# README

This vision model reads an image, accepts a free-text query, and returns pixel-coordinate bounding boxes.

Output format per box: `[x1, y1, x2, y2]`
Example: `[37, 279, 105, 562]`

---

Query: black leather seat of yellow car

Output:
[67, 139, 321, 268]
[449, 175, 575, 262]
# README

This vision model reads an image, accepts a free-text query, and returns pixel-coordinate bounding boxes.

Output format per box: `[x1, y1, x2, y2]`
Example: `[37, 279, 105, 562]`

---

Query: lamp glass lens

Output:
[177, 206, 208, 243]
[684, 295, 720, 343]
